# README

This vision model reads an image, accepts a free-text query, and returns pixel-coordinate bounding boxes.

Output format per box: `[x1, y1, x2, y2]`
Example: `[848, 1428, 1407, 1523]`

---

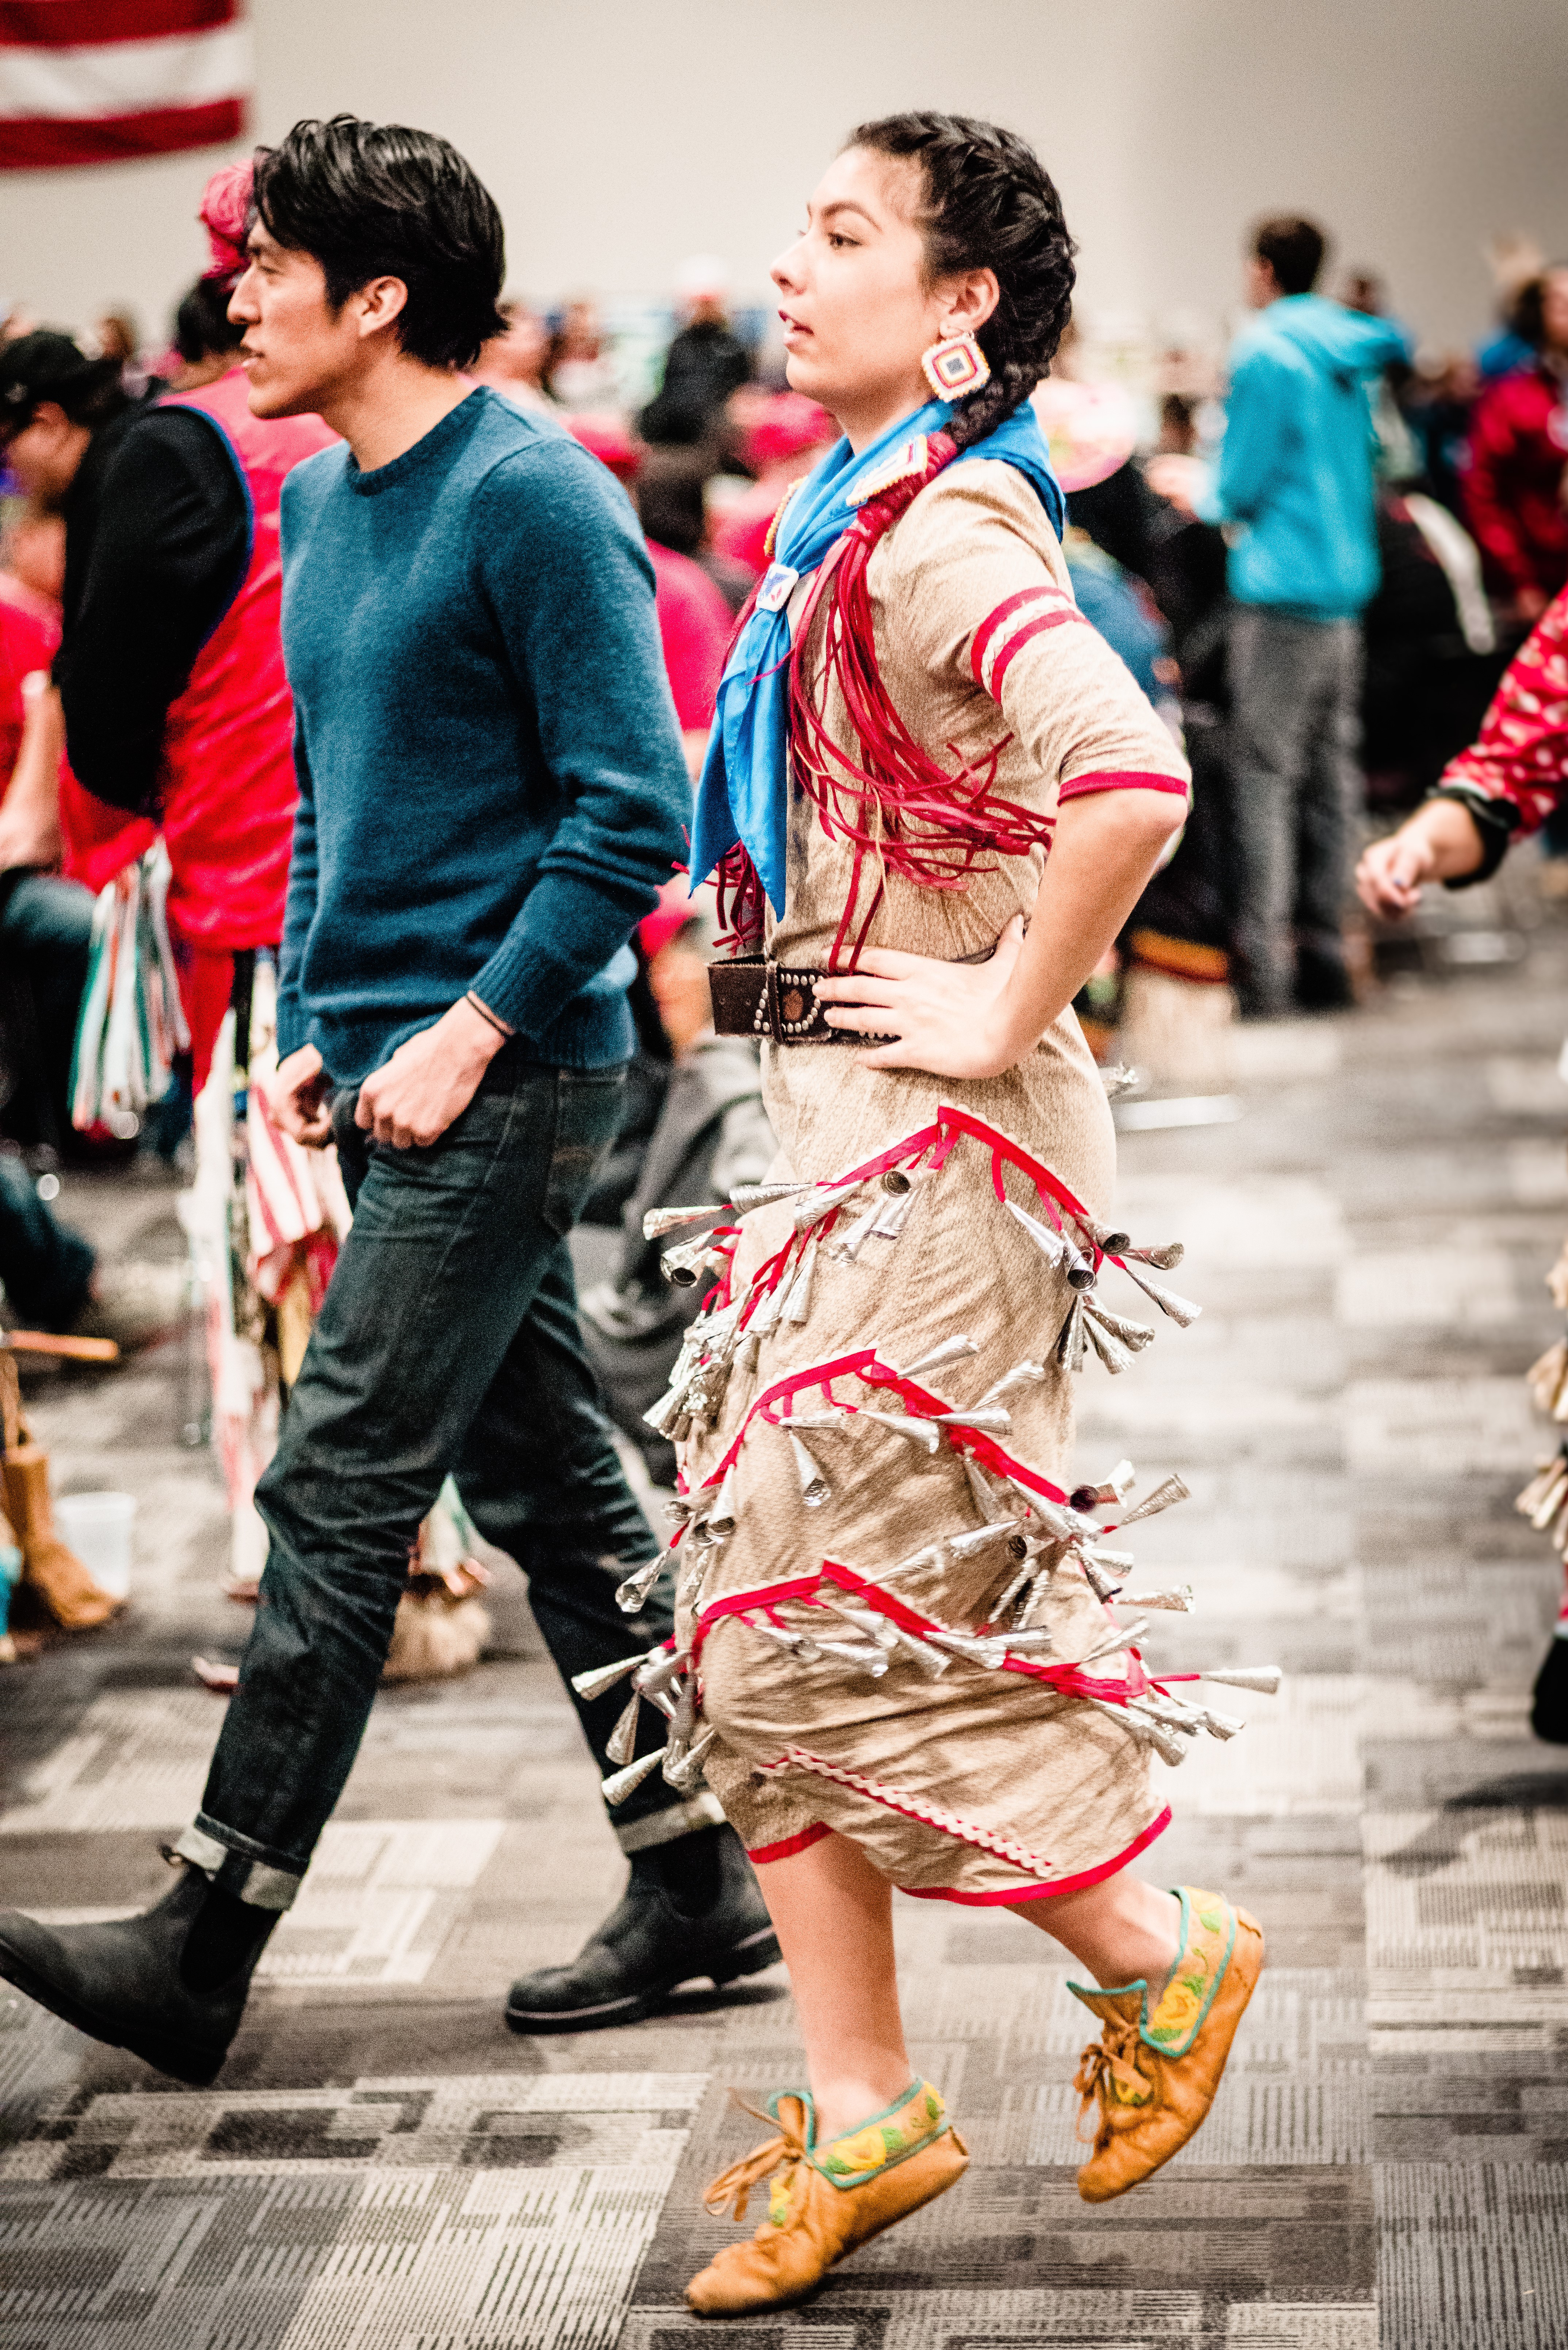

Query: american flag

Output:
[0, 1, 249, 171]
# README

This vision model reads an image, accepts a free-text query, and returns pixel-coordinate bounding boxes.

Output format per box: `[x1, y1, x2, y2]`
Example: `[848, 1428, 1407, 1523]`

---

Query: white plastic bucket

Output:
[55, 1491, 137, 1602]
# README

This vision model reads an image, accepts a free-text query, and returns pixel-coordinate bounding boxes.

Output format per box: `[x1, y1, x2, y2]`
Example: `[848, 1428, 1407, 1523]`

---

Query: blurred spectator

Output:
[472, 294, 559, 419]
[708, 390, 836, 577]
[1156, 394, 1198, 456]
[1476, 232, 1546, 382]
[635, 449, 754, 613]
[1204, 214, 1405, 1016]
[1402, 349, 1479, 519]
[544, 298, 618, 410]
[639, 256, 752, 447]
[644, 531, 732, 780]
[1462, 265, 1568, 625]
[1360, 486, 1505, 813]
[166, 276, 243, 393]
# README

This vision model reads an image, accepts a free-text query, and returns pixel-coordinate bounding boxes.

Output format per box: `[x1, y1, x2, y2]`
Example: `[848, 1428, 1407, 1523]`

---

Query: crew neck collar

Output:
[346, 385, 488, 495]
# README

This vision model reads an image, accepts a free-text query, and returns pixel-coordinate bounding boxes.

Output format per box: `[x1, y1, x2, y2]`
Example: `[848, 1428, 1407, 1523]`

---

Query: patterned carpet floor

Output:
[3, 869, 1568, 2347]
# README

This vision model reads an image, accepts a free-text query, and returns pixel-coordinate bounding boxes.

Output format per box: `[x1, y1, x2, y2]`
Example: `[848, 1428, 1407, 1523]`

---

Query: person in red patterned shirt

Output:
[1358, 589, 1568, 1746]
[1356, 583, 1568, 916]
[1462, 268, 1568, 626]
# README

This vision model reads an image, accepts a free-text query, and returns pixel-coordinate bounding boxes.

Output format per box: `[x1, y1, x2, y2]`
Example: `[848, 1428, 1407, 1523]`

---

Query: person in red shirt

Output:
[645, 536, 732, 779]
[1462, 267, 1568, 625]
[1357, 586, 1568, 1743]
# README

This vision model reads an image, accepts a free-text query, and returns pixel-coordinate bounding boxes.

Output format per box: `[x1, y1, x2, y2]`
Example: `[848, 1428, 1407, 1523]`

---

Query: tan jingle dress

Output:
[662, 456, 1192, 1906]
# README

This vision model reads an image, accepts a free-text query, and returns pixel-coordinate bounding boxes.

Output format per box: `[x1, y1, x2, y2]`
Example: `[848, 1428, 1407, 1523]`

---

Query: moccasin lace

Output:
[1073, 2016, 1151, 2144]
[702, 2094, 811, 2223]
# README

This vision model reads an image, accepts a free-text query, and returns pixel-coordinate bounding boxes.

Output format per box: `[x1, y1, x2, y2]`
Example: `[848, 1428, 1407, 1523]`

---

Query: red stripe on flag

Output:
[0, 94, 242, 167]
[0, 0, 234, 46]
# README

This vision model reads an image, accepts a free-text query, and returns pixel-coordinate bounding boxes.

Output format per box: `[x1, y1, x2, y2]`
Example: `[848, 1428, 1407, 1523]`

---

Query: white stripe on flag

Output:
[0, 25, 250, 120]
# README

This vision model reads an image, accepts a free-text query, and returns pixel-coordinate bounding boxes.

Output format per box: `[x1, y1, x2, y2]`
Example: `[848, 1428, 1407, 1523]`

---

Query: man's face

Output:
[228, 225, 374, 418]
[1244, 254, 1279, 310]
[0, 403, 91, 509]
[1541, 269, 1568, 357]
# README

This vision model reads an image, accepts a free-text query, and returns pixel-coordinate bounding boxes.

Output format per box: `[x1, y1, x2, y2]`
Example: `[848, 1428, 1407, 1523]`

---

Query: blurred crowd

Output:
[1, 193, 1567, 1653]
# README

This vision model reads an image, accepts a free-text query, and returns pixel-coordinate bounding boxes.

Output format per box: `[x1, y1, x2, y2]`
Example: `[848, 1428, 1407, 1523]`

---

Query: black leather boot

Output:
[0, 1863, 277, 2086]
[505, 1823, 779, 2033]
[1532, 1634, 1568, 1744]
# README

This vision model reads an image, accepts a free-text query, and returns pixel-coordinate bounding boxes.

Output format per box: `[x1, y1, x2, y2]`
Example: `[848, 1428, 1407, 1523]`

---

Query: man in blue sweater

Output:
[1208, 216, 1406, 1016]
[0, 118, 777, 2082]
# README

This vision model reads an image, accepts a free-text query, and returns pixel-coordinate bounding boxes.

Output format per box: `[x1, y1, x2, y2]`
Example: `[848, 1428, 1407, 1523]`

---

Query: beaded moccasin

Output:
[685, 2078, 968, 2315]
[1070, 1885, 1264, 2202]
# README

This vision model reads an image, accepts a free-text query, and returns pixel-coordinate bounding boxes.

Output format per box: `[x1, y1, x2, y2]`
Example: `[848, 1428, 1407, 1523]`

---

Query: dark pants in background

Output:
[0, 871, 95, 1155]
[180, 1053, 687, 1907]
[1228, 605, 1363, 1014]
[0, 1151, 94, 1329]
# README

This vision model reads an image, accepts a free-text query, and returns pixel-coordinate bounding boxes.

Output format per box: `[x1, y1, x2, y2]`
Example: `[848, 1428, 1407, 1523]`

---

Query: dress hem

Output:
[896, 1803, 1172, 1905]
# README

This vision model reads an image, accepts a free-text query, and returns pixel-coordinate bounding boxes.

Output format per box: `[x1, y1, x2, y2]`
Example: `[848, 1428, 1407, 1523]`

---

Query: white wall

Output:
[3, 0, 1567, 357]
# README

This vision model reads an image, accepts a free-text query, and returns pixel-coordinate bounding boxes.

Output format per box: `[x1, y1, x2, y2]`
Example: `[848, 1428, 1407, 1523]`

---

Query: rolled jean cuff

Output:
[615, 1790, 726, 1854]
[175, 1819, 304, 1911]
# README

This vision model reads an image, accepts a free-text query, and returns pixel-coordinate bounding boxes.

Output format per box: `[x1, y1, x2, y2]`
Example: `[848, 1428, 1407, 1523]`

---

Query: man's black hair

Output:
[173, 277, 245, 365]
[1251, 215, 1327, 298]
[252, 115, 507, 370]
[1512, 266, 1568, 352]
[0, 329, 126, 445]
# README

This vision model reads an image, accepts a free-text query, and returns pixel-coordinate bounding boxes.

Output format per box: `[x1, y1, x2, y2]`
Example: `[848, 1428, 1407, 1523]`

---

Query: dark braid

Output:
[849, 112, 1076, 451]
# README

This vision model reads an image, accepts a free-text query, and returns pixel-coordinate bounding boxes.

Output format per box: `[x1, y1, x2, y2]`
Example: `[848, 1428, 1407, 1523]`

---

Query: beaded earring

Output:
[920, 331, 991, 400]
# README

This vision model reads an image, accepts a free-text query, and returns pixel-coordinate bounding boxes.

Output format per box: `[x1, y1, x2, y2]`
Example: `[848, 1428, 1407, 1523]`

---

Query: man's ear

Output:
[354, 276, 410, 345]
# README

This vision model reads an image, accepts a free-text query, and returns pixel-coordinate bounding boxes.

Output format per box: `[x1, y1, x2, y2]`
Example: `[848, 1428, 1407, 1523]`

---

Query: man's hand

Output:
[354, 996, 507, 1148]
[814, 916, 1028, 1078]
[0, 674, 64, 874]
[266, 1043, 333, 1145]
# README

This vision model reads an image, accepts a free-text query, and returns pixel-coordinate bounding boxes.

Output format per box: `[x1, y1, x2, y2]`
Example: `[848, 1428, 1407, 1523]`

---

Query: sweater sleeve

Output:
[274, 726, 318, 1061]
[466, 442, 691, 1039]
[1428, 586, 1568, 879]
[54, 410, 250, 813]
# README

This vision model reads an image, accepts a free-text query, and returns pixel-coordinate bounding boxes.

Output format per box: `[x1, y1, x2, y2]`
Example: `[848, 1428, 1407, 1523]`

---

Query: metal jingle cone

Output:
[572, 1650, 652, 1702]
[1054, 1297, 1082, 1369]
[858, 1408, 941, 1453]
[870, 1184, 916, 1241]
[830, 1601, 900, 1649]
[1082, 1545, 1136, 1571]
[643, 1203, 725, 1242]
[1530, 1470, 1568, 1531]
[1083, 1299, 1155, 1351]
[965, 1454, 1014, 1522]
[606, 1689, 642, 1766]
[793, 1180, 863, 1230]
[928, 1627, 1004, 1669]
[1126, 1703, 1198, 1766]
[934, 1407, 1013, 1434]
[1123, 1240, 1185, 1271]
[1059, 1235, 1097, 1291]
[1082, 1314, 1133, 1376]
[661, 1236, 723, 1288]
[1117, 1263, 1202, 1327]
[669, 1678, 699, 1745]
[663, 1727, 717, 1793]
[828, 1196, 885, 1263]
[1082, 1695, 1186, 1767]
[1200, 1665, 1282, 1695]
[786, 1233, 819, 1324]
[1077, 1554, 1123, 1603]
[880, 1541, 945, 1583]
[616, 1555, 666, 1614]
[991, 1558, 1036, 1618]
[999, 1627, 1054, 1657]
[977, 1359, 1047, 1409]
[731, 1180, 812, 1213]
[633, 1644, 689, 1698]
[1005, 1197, 1067, 1273]
[785, 1408, 848, 1430]
[815, 1635, 889, 1675]
[602, 1746, 668, 1805]
[643, 1382, 688, 1437]
[708, 1466, 739, 1539]
[1123, 1585, 1197, 1612]
[1196, 1705, 1244, 1739]
[678, 1560, 706, 1607]
[1117, 1474, 1192, 1527]
[788, 1429, 832, 1508]
[1081, 1615, 1150, 1666]
[946, 1517, 1024, 1559]
[1083, 1216, 1132, 1255]
[881, 1166, 915, 1195]
[737, 1329, 762, 1377]
[898, 1333, 980, 1382]
[664, 1495, 694, 1527]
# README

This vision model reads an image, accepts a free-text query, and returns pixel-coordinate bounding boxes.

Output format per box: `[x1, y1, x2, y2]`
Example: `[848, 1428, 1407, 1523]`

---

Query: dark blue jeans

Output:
[185, 1055, 685, 1905]
[0, 870, 94, 1154]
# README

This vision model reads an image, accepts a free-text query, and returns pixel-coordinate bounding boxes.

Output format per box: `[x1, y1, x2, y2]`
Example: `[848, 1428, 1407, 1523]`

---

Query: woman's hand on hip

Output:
[813, 915, 1028, 1077]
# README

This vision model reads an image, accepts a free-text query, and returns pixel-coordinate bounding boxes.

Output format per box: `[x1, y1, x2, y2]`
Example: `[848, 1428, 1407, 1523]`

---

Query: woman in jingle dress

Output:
[611, 115, 1270, 2315]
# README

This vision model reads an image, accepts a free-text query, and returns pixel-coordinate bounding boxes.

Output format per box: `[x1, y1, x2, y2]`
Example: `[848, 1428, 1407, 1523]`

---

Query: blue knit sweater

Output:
[275, 387, 690, 1084]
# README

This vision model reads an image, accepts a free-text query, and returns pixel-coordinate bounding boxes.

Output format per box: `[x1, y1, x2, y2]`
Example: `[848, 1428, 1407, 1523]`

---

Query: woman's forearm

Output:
[994, 789, 1184, 1060]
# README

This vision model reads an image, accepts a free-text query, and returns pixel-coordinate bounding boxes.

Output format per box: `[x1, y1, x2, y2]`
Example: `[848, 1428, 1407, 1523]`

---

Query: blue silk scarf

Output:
[689, 395, 1065, 918]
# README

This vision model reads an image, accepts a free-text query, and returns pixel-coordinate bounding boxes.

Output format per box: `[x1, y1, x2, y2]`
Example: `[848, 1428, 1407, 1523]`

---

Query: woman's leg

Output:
[1011, 1868, 1181, 1988]
[755, 1830, 914, 2140]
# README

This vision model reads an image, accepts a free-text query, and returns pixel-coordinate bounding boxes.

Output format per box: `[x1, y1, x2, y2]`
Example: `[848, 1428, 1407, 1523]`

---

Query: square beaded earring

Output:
[921, 332, 992, 399]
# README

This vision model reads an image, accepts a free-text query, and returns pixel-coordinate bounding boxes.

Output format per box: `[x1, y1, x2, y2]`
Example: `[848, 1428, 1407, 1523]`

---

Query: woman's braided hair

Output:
[848, 111, 1076, 451]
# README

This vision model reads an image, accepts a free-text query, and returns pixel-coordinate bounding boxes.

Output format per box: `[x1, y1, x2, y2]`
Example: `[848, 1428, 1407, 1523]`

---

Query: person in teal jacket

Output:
[1209, 216, 1408, 1016]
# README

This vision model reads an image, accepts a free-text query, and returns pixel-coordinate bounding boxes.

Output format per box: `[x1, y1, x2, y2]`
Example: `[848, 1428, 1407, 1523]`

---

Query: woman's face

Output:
[770, 146, 993, 445]
[1542, 269, 1568, 356]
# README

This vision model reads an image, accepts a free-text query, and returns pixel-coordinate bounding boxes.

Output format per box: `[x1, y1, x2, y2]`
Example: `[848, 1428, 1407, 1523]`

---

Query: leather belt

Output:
[707, 955, 894, 1047]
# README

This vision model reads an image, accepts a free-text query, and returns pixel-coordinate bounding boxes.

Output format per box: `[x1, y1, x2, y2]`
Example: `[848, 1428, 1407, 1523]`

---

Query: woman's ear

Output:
[938, 267, 1000, 340]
